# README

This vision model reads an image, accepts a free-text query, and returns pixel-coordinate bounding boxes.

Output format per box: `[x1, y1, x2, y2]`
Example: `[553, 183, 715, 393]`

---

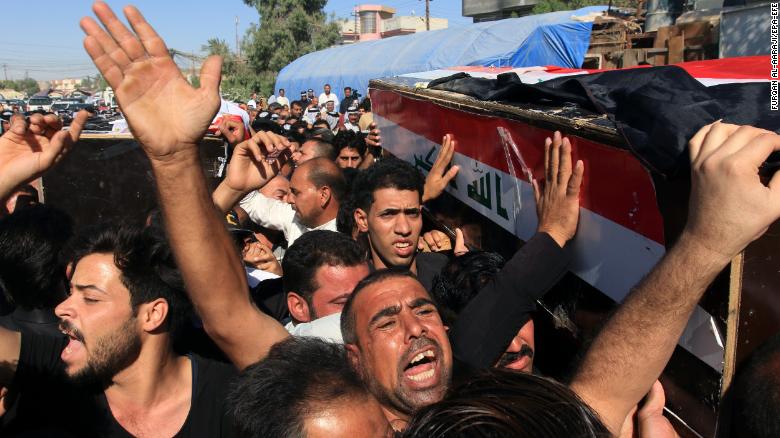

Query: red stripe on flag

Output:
[372, 89, 665, 244]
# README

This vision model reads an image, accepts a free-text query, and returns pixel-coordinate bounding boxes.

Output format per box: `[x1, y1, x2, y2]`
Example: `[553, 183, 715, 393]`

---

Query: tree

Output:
[241, 0, 341, 94]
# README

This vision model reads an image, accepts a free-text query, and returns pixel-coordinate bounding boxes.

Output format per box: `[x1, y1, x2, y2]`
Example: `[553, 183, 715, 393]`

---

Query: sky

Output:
[1, 1, 469, 82]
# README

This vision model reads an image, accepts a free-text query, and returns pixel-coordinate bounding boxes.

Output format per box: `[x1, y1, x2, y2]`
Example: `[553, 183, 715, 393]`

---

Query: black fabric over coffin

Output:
[428, 67, 780, 178]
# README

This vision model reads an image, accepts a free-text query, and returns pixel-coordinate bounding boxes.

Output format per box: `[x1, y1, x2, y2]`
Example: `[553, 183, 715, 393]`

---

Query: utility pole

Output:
[2, 64, 7, 81]
[353, 5, 359, 42]
[425, 0, 430, 31]
[235, 16, 241, 60]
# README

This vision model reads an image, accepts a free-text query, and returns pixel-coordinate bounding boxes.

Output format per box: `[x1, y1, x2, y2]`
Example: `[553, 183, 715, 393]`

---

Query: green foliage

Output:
[532, 0, 635, 14]
[240, 0, 341, 94]
[0, 78, 40, 96]
[199, 1, 340, 101]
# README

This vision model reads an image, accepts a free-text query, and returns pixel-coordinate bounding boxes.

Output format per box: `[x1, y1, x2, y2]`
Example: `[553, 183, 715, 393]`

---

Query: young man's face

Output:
[55, 253, 143, 383]
[345, 88, 352, 97]
[293, 263, 370, 322]
[347, 276, 452, 419]
[356, 188, 422, 269]
[279, 89, 285, 97]
[324, 85, 331, 94]
[291, 103, 303, 119]
[337, 146, 362, 169]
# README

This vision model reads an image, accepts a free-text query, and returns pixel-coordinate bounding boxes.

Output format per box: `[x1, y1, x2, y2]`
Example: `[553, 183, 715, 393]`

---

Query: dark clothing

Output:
[428, 68, 779, 178]
[450, 232, 569, 372]
[2, 330, 237, 437]
[339, 95, 358, 114]
[0, 307, 60, 338]
[415, 252, 449, 293]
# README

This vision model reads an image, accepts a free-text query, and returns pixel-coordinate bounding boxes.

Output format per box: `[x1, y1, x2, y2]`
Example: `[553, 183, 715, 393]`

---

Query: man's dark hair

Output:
[344, 86, 351, 92]
[402, 368, 611, 438]
[303, 137, 337, 161]
[290, 100, 303, 109]
[336, 167, 362, 236]
[333, 130, 367, 156]
[353, 158, 424, 213]
[359, 97, 371, 112]
[0, 204, 73, 309]
[281, 230, 366, 316]
[324, 83, 331, 87]
[431, 251, 506, 325]
[66, 224, 192, 336]
[227, 336, 371, 437]
[340, 268, 421, 345]
[719, 332, 780, 437]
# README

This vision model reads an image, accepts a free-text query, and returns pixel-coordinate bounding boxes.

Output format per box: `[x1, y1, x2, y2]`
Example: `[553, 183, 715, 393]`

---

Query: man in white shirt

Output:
[238, 157, 344, 247]
[275, 89, 289, 107]
[318, 83, 339, 109]
[247, 92, 258, 109]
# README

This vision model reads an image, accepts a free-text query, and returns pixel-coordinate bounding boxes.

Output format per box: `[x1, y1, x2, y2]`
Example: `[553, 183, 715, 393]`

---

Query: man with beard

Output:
[321, 100, 340, 131]
[0, 224, 236, 437]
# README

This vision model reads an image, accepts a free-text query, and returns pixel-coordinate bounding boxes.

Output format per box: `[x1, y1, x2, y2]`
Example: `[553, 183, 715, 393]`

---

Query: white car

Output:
[27, 96, 53, 112]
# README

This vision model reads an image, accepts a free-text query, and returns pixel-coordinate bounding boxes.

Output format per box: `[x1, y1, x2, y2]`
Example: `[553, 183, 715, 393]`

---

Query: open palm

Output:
[80, 3, 221, 160]
[0, 112, 87, 196]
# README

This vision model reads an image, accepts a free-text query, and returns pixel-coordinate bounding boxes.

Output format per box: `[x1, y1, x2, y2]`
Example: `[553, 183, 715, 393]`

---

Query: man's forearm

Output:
[149, 149, 288, 369]
[571, 232, 731, 433]
[212, 181, 245, 214]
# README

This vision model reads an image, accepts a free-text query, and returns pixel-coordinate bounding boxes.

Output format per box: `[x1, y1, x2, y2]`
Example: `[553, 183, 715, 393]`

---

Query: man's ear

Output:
[319, 186, 332, 208]
[345, 343, 363, 376]
[354, 208, 369, 232]
[287, 292, 312, 323]
[138, 298, 169, 332]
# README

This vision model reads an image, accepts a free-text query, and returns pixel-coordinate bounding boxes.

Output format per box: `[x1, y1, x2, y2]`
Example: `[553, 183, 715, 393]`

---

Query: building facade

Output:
[340, 4, 448, 44]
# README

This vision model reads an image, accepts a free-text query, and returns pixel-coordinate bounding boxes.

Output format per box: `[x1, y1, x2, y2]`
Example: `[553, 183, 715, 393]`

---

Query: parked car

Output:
[27, 96, 53, 112]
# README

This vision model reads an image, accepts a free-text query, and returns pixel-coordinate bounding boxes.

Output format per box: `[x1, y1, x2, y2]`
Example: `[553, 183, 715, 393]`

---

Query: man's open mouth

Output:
[403, 347, 439, 386]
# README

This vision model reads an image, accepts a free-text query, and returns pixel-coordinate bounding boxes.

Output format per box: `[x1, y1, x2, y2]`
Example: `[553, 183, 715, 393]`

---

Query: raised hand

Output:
[219, 117, 246, 146]
[0, 111, 88, 199]
[422, 134, 460, 203]
[243, 242, 282, 276]
[682, 122, 780, 262]
[80, 2, 222, 161]
[533, 131, 584, 248]
[223, 130, 291, 194]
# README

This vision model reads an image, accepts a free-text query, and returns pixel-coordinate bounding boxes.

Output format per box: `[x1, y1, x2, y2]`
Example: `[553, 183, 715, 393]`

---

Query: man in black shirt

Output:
[0, 89, 235, 437]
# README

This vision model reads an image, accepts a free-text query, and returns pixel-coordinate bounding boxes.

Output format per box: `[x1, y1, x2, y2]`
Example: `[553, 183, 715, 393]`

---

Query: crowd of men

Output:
[0, 3, 779, 437]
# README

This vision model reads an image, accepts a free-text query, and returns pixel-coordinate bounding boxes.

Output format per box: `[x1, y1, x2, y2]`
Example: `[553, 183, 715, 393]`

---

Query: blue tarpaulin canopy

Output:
[274, 6, 606, 97]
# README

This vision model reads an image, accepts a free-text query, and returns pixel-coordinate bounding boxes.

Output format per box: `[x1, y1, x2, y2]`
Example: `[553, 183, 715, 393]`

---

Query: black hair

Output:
[402, 368, 611, 438]
[290, 100, 303, 109]
[0, 204, 73, 309]
[251, 117, 284, 135]
[281, 230, 367, 318]
[431, 251, 506, 325]
[344, 86, 352, 92]
[359, 97, 371, 112]
[340, 268, 421, 345]
[353, 158, 424, 213]
[336, 168, 362, 236]
[66, 223, 192, 337]
[227, 336, 371, 437]
[719, 332, 780, 437]
[333, 130, 367, 157]
[312, 119, 330, 129]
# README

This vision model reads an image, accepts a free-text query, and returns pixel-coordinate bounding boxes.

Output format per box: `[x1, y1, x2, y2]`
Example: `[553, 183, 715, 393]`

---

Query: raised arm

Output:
[450, 131, 583, 368]
[571, 123, 780, 434]
[80, 2, 289, 369]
